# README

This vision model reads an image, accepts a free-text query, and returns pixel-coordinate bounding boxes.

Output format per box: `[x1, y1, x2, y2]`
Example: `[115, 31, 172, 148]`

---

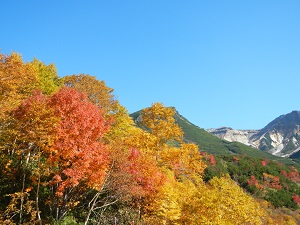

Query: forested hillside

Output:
[1, 52, 300, 224]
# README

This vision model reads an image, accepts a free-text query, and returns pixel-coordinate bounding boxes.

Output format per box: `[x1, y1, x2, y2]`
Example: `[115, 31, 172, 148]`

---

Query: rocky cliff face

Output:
[207, 111, 300, 158]
[207, 127, 259, 147]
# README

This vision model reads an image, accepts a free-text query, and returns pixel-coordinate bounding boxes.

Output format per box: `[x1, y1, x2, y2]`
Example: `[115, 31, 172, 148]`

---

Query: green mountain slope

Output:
[130, 109, 299, 167]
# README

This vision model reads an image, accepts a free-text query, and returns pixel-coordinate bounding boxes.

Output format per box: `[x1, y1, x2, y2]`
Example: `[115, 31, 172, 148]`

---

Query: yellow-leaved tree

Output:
[182, 175, 267, 225]
[136, 103, 205, 223]
[139, 103, 183, 147]
[0, 52, 39, 120]
[29, 58, 62, 95]
[63, 74, 118, 112]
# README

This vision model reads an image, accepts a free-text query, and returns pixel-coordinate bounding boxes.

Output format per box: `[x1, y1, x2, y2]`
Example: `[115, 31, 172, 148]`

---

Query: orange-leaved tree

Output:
[62, 74, 134, 143]
[46, 87, 113, 221]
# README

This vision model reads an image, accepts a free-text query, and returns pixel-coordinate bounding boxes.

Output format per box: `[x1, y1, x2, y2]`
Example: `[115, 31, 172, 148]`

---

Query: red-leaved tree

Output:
[47, 87, 113, 221]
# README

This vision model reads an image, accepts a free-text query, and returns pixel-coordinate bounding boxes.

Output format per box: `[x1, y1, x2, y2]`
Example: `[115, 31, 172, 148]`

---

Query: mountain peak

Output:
[207, 111, 300, 158]
[260, 110, 300, 134]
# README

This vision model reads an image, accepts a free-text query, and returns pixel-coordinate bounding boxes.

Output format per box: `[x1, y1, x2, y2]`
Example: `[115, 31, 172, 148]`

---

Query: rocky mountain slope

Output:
[207, 111, 300, 158]
[207, 127, 258, 147]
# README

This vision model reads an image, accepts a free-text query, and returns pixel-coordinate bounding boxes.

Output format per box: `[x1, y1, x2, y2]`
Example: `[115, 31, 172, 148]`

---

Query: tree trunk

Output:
[19, 151, 31, 224]
[36, 154, 42, 225]
[84, 192, 101, 225]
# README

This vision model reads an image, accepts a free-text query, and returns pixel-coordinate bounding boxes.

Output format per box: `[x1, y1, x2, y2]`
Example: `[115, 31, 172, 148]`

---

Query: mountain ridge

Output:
[130, 108, 299, 166]
[208, 111, 300, 159]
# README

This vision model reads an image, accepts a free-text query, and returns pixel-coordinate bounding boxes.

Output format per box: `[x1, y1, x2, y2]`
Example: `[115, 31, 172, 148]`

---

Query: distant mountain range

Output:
[130, 109, 300, 166]
[207, 111, 300, 159]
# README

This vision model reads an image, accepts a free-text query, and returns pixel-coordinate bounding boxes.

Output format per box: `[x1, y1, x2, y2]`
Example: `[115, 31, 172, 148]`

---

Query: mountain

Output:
[208, 111, 300, 159]
[130, 109, 298, 166]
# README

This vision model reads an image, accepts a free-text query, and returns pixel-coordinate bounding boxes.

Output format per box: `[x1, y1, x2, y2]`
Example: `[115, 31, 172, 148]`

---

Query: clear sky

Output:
[2, 1, 300, 129]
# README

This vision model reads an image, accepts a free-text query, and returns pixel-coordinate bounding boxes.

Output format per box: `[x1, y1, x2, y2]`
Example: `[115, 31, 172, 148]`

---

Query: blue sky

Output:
[2, 1, 300, 129]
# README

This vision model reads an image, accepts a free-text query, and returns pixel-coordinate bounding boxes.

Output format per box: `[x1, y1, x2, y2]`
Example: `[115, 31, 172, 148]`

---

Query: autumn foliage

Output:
[0, 52, 299, 224]
[49, 87, 111, 192]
